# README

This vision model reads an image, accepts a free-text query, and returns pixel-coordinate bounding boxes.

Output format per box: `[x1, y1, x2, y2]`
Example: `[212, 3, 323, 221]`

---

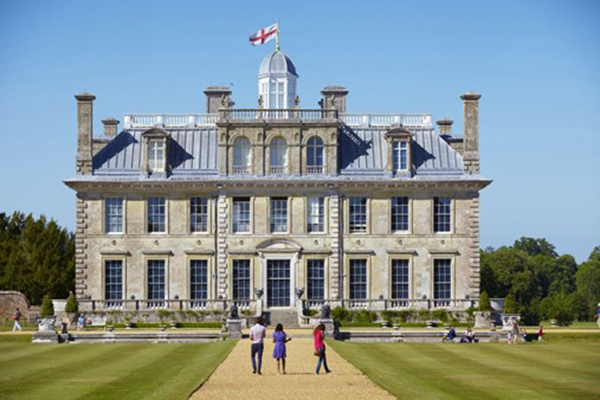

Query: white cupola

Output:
[258, 51, 298, 109]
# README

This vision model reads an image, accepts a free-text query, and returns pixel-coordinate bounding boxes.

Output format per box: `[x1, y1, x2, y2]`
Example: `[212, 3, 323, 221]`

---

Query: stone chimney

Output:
[436, 118, 453, 137]
[321, 86, 349, 115]
[204, 86, 232, 114]
[101, 117, 119, 138]
[460, 92, 481, 174]
[75, 92, 96, 174]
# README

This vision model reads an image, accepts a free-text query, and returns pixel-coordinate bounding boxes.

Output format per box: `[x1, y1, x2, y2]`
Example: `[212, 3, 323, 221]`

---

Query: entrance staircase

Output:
[267, 309, 300, 329]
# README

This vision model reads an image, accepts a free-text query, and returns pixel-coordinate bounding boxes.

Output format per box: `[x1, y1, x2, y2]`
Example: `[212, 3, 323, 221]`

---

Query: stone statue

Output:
[321, 304, 331, 319]
[258, 95, 264, 109]
[230, 304, 239, 319]
[220, 94, 228, 108]
[294, 95, 300, 108]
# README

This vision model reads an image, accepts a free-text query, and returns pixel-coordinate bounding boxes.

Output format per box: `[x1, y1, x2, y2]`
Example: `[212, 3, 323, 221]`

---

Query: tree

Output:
[504, 294, 518, 314]
[540, 292, 574, 326]
[478, 291, 493, 312]
[575, 258, 600, 320]
[514, 237, 558, 258]
[65, 292, 79, 313]
[40, 295, 54, 317]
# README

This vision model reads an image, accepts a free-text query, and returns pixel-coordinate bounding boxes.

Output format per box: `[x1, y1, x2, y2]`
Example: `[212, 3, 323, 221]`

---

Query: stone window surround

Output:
[230, 134, 252, 174]
[344, 255, 372, 300]
[432, 196, 454, 234]
[102, 196, 127, 235]
[188, 196, 212, 235]
[268, 196, 291, 234]
[145, 196, 169, 235]
[388, 255, 413, 300]
[345, 196, 370, 235]
[229, 255, 255, 300]
[100, 255, 128, 301]
[304, 256, 329, 300]
[269, 136, 289, 173]
[230, 197, 254, 234]
[304, 134, 326, 173]
[186, 255, 213, 300]
[305, 196, 328, 234]
[389, 196, 412, 234]
[143, 255, 170, 301]
[141, 129, 169, 174]
[392, 140, 410, 172]
[430, 255, 456, 301]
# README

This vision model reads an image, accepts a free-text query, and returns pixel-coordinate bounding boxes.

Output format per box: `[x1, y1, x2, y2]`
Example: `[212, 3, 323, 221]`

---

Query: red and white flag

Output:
[249, 23, 278, 46]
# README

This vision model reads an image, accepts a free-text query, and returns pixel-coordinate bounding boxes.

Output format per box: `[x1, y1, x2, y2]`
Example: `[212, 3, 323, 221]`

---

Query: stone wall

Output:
[0, 291, 30, 322]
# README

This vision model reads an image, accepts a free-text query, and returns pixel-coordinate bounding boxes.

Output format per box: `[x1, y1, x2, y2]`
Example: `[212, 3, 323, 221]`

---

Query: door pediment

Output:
[256, 238, 302, 254]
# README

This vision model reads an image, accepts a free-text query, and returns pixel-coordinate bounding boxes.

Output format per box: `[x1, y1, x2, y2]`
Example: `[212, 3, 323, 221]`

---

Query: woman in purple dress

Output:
[272, 323, 291, 374]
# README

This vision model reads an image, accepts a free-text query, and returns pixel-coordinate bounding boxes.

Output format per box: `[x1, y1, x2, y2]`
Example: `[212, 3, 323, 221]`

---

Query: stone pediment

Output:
[256, 238, 302, 254]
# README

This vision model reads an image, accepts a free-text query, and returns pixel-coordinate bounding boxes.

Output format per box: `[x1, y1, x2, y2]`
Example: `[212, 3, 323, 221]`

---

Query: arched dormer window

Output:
[307, 136, 324, 174]
[141, 128, 169, 176]
[270, 137, 287, 174]
[233, 136, 251, 174]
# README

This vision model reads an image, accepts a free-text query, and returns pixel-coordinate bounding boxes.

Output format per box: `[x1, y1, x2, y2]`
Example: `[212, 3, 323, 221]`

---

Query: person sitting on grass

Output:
[272, 323, 291, 374]
[465, 327, 476, 343]
[442, 326, 456, 342]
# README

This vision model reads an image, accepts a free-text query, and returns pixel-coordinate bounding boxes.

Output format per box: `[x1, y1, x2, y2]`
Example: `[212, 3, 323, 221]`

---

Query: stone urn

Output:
[501, 314, 521, 331]
[170, 321, 178, 329]
[37, 317, 56, 332]
[550, 319, 558, 327]
[474, 311, 492, 329]
[392, 323, 400, 331]
[425, 320, 434, 329]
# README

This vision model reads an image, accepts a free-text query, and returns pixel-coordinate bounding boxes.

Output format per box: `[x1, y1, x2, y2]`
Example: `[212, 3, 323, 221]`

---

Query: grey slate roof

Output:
[90, 124, 467, 180]
[93, 128, 218, 175]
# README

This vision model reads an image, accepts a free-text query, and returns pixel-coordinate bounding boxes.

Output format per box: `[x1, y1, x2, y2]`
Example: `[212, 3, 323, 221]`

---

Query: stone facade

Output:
[64, 51, 491, 316]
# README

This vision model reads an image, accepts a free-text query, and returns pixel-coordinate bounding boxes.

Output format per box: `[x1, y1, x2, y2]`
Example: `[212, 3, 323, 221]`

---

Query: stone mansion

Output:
[64, 50, 491, 319]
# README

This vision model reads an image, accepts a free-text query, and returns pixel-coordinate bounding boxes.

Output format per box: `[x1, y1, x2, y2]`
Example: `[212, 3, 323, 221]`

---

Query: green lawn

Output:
[0, 337, 235, 400]
[330, 341, 600, 399]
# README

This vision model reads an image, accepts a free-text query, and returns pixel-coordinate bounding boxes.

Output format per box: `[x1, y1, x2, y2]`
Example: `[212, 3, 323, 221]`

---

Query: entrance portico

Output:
[257, 239, 302, 309]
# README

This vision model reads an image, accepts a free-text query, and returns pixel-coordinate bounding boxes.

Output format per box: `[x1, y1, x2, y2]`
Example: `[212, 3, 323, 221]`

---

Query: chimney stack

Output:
[460, 92, 481, 174]
[204, 86, 232, 114]
[436, 118, 454, 137]
[102, 118, 119, 138]
[75, 92, 96, 174]
[321, 86, 349, 115]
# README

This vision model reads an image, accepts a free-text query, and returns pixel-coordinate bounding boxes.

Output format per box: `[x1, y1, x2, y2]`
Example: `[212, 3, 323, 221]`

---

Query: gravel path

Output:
[191, 336, 394, 399]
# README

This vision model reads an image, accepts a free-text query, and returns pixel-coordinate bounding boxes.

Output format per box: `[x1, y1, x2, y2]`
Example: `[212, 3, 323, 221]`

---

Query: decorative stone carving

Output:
[230, 304, 239, 319]
[37, 317, 56, 332]
[321, 304, 331, 319]
[255, 288, 264, 299]
[295, 287, 304, 299]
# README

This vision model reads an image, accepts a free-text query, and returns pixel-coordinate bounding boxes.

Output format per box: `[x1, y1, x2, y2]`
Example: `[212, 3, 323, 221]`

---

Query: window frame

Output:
[147, 196, 167, 234]
[102, 257, 126, 303]
[147, 139, 166, 173]
[190, 197, 209, 234]
[306, 258, 326, 301]
[104, 197, 125, 234]
[306, 136, 324, 174]
[269, 136, 288, 174]
[269, 197, 289, 234]
[307, 197, 326, 234]
[189, 259, 209, 301]
[433, 196, 453, 234]
[432, 257, 454, 301]
[390, 196, 410, 233]
[231, 258, 252, 301]
[144, 257, 169, 301]
[232, 197, 252, 234]
[348, 197, 368, 234]
[392, 140, 409, 172]
[232, 136, 252, 174]
[347, 258, 369, 300]
[389, 258, 411, 300]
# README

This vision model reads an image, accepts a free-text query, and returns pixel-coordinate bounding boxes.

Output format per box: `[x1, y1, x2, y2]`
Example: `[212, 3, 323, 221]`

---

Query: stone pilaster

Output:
[75, 193, 90, 299]
[216, 194, 229, 298]
[329, 194, 341, 299]
[468, 192, 481, 298]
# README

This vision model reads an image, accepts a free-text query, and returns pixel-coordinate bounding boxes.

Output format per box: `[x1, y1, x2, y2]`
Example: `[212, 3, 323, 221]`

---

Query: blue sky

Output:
[0, 0, 598, 261]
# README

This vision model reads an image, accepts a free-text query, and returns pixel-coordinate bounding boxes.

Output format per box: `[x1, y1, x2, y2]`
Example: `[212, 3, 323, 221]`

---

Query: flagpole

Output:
[275, 20, 280, 52]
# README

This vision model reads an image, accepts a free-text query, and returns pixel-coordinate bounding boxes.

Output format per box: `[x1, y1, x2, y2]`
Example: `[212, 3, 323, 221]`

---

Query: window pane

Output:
[270, 137, 287, 170]
[190, 197, 208, 233]
[307, 137, 324, 172]
[391, 197, 409, 232]
[307, 259, 325, 300]
[190, 260, 208, 300]
[232, 259, 251, 300]
[233, 197, 250, 233]
[434, 259, 452, 300]
[349, 259, 367, 300]
[392, 141, 408, 172]
[270, 197, 288, 233]
[391, 259, 409, 299]
[349, 197, 367, 233]
[307, 197, 325, 233]
[433, 197, 451, 232]
[147, 197, 166, 233]
[105, 198, 123, 233]
[105, 260, 123, 300]
[233, 137, 251, 169]
[147, 260, 165, 300]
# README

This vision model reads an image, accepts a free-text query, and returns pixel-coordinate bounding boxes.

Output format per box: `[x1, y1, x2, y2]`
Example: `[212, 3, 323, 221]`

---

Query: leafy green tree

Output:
[540, 292, 574, 326]
[514, 237, 558, 258]
[65, 292, 79, 313]
[503, 294, 518, 314]
[575, 255, 600, 320]
[478, 291, 492, 312]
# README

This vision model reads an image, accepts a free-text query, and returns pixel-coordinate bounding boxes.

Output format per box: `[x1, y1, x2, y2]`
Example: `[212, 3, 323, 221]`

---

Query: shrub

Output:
[65, 292, 79, 313]
[157, 309, 171, 323]
[478, 291, 493, 312]
[303, 308, 318, 317]
[503, 294, 518, 314]
[432, 309, 449, 323]
[381, 310, 397, 322]
[541, 292, 574, 326]
[40, 295, 54, 317]
[417, 309, 432, 321]
[465, 306, 477, 323]
[355, 310, 377, 323]
[398, 310, 414, 323]
[331, 306, 351, 322]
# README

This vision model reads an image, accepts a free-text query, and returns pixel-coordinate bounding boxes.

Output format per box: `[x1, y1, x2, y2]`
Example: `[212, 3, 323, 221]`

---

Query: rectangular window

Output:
[393, 141, 408, 171]
[433, 197, 452, 233]
[307, 259, 325, 300]
[148, 140, 165, 172]
[434, 259, 452, 300]
[190, 197, 208, 233]
[270, 197, 288, 233]
[190, 260, 208, 300]
[233, 197, 251, 233]
[147, 197, 166, 233]
[232, 259, 251, 300]
[307, 197, 325, 233]
[147, 260, 166, 300]
[349, 259, 367, 300]
[391, 197, 409, 232]
[105, 198, 123, 233]
[104, 260, 123, 301]
[349, 197, 367, 233]
[391, 259, 409, 300]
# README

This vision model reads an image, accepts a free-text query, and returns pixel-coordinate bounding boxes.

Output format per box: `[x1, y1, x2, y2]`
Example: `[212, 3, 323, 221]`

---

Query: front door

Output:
[267, 259, 291, 307]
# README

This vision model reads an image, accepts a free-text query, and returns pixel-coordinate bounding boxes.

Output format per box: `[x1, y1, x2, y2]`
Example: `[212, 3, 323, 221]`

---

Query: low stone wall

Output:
[335, 330, 504, 343]
[0, 291, 31, 322]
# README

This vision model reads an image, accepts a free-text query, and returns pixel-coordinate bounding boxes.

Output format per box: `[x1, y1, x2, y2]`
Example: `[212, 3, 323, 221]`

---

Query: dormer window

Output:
[392, 141, 408, 171]
[141, 128, 169, 175]
[385, 126, 412, 175]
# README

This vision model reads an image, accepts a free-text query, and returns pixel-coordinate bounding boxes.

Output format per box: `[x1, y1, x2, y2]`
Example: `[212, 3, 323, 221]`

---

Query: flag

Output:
[249, 23, 278, 46]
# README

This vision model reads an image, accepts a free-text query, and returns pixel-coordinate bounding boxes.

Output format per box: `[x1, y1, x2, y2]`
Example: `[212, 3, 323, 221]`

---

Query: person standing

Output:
[272, 323, 291, 374]
[250, 317, 266, 375]
[313, 323, 331, 375]
[597, 303, 600, 329]
[511, 320, 520, 344]
[12, 308, 22, 332]
[537, 325, 544, 343]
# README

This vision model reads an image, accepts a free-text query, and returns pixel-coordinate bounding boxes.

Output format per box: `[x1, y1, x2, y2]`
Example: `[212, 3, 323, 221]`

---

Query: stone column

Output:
[101, 117, 119, 138]
[461, 93, 481, 174]
[75, 93, 95, 175]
